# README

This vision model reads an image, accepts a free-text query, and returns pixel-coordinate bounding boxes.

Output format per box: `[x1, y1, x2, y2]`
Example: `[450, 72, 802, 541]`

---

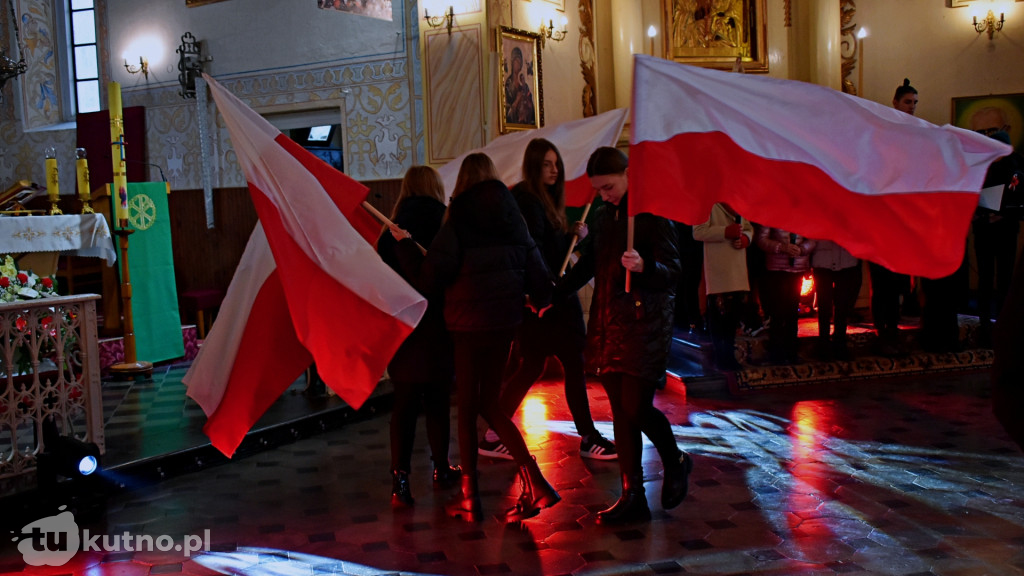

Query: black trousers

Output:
[869, 263, 907, 341]
[813, 265, 862, 342]
[390, 378, 452, 473]
[762, 270, 803, 361]
[499, 316, 597, 439]
[706, 291, 745, 367]
[974, 216, 1020, 327]
[600, 372, 680, 482]
[452, 329, 534, 476]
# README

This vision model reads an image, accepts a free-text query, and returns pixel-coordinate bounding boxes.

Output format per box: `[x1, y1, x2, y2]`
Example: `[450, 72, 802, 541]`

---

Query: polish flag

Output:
[437, 108, 628, 207]
[629, 55, 1011, 278]
[184, 75, 427, 457]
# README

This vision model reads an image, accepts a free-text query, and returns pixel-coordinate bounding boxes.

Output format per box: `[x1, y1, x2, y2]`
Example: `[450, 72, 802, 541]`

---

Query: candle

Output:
[109, 81, 128, 221]
[76, 148, 90, 202]
[648, 25, 656, 57]
[45, 148, 59, 203]
[856, 27, 868, 98]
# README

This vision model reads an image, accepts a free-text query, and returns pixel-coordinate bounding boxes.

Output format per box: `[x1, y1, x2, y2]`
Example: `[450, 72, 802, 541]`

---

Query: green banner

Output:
[114, 182, 184, 363]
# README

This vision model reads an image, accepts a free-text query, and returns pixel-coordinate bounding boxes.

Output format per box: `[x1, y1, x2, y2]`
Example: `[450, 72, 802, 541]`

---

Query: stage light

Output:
[38, 417, 102, 489]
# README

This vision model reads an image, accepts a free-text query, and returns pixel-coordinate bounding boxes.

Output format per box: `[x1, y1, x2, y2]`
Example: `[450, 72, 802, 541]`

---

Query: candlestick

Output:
[647, 25, 656, 57]
[45, 147, 62, 215]
[109, 81, 128, 222]
[76, 148, 94, 214]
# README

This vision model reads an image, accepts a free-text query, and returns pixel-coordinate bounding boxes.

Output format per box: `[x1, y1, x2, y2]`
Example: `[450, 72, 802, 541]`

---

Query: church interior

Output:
[2, 0, 1024, 574]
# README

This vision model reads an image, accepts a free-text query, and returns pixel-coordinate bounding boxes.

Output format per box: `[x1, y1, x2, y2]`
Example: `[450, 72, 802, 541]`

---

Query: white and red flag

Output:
[629, 55, 1011, 278]
[184, 74, 427, 457]
[438, 108, 628, 207]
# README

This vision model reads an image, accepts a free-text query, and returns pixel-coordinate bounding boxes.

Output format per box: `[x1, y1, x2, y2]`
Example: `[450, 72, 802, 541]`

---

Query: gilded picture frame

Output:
[664, 0, 768, 73]
[497, 27, 544, 134]
[952, 93, 1024, 151]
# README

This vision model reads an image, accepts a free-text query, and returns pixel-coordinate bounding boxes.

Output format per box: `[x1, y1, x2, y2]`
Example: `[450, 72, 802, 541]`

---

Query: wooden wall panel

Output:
[167, 180, 403, 305]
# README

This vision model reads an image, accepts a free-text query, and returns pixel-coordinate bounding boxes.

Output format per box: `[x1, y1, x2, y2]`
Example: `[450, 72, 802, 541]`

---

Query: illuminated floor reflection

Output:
[2, 370, 1022, 575]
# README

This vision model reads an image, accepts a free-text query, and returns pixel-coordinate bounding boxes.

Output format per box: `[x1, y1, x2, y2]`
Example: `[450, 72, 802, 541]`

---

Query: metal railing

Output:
[1, 295, 104, 481]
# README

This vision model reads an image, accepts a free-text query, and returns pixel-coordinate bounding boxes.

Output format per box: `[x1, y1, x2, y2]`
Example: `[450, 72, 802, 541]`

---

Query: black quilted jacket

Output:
[561, 194, 679, 386]
[397, 179, 551, 333]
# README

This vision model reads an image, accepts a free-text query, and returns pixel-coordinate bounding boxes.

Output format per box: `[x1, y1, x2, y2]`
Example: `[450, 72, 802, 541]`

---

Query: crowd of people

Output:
[377, 141, 692, 525]
[370, 77, 1021, 525]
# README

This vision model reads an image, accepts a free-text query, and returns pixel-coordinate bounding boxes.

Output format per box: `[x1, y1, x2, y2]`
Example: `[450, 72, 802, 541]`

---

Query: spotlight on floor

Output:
[37, 417, 102, 490]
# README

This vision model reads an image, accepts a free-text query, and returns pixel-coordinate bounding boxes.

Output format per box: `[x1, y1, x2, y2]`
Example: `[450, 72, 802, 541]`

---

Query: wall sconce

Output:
[973, 9, 1005, 39]
[540, 16, 568, 48]
[177, 32, 211, 99]
[123, 56, 149, 78]
[424, 6, 455, 36]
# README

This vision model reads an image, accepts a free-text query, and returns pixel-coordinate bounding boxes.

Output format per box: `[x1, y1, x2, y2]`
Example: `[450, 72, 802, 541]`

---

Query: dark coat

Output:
[376, 196, 453, 384]
[562, 194, 679, 386]
[511, 182, 586, 339]
[397, 179, 551, 334]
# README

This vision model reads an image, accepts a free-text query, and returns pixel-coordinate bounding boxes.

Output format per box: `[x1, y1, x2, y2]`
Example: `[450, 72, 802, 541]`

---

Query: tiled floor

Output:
[3, 365, 1023, 575]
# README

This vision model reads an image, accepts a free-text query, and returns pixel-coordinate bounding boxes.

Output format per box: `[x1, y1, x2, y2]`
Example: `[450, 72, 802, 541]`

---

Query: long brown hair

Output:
[520, 138, 566, 232]
[452, 153, 499, 198]
[391, 165, 445, 219]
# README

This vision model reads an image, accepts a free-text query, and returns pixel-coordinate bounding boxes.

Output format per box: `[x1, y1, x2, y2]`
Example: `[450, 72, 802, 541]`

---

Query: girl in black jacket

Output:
[376, 166, 459, 508]
[561, 147, 693, 524]
[392, 153, 560, 522]
[479, 138, 616, 461]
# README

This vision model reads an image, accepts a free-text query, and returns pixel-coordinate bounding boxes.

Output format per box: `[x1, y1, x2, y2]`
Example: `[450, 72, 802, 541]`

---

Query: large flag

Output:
[629, 55, 1011, 278]
[184, 74, 428, 457]
[438, 108, 628, 207]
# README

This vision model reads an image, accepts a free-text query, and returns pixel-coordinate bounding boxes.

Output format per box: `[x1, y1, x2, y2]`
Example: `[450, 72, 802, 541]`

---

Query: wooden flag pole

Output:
[361, 201, 426, 254]
[625, 215, 634, 293]
[559, 200, 593, 277]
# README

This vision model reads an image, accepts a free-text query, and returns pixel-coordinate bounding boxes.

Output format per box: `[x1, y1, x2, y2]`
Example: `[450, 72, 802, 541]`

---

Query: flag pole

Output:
[361, 201, 426, 254]
[625, 216, 634, 293]
[559, 200, 593, 277]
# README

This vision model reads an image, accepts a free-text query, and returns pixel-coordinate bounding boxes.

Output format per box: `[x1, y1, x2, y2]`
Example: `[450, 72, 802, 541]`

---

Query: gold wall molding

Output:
[579, 0, 596, 117]
[840, 0, 857, 95]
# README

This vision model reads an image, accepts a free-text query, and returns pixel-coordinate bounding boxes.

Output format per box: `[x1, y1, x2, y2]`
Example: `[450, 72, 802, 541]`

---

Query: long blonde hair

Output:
[391, 165, 445, 219]
[452, 153, 499, 198]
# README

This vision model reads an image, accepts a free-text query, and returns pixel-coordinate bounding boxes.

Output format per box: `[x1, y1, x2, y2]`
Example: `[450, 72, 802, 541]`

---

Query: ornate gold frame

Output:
[497, 26, 544, 134]
[663, 0, 768, 73]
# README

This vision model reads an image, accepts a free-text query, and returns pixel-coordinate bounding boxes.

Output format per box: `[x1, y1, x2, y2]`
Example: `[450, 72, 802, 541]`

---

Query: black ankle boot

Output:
[596, 474, 650, 525]
[505, 457, 560, 523]
[433, 464, 462, 489]
[391, 469, 414, 508]
[446, 473, 482, 522]
[661, 451, 693, 510]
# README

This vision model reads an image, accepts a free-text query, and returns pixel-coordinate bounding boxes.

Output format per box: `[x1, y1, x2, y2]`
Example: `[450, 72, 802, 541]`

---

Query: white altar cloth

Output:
[0, 214, 117, 265]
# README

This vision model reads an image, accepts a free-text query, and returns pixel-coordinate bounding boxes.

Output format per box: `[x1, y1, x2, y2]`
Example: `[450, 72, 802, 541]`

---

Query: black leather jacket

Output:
[562, 194, 679, 386]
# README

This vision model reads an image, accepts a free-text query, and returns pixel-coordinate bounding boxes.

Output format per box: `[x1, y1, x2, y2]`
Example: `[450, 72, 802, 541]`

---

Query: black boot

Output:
[446, 472, 482, 522]
[433, 464, 462, 490]
[505, 457, 561, 522]
[391, 469, 414, 508]
[661, 451, 693, 510]
[596, 473, 650, 525]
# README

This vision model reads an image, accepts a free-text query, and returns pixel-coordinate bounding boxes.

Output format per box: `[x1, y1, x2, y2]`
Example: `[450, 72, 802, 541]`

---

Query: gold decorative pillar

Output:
[808, 0, 841, 91]
[610, 0, 642, 109]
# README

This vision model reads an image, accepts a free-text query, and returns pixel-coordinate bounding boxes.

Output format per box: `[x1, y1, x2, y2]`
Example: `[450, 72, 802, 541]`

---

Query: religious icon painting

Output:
[497, 27, 543, 134]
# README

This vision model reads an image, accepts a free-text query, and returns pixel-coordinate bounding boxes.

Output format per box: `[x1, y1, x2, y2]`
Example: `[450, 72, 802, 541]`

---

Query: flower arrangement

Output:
[1, 255, 58, 303]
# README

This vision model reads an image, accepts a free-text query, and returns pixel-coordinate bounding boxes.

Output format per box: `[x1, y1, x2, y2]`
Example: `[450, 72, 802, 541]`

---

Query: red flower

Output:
[0, 277, 9, 288]
[17, 272, 28, 283]
[41, 277, 53, 289]
[15, 317, 27, 331]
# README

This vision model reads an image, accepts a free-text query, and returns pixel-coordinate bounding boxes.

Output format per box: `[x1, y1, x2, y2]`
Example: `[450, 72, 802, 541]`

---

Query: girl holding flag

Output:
[560, 146, 692, 524]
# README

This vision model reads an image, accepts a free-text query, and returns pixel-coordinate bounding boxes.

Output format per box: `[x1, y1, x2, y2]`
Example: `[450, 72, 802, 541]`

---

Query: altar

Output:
[1, 213, 117, 275]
